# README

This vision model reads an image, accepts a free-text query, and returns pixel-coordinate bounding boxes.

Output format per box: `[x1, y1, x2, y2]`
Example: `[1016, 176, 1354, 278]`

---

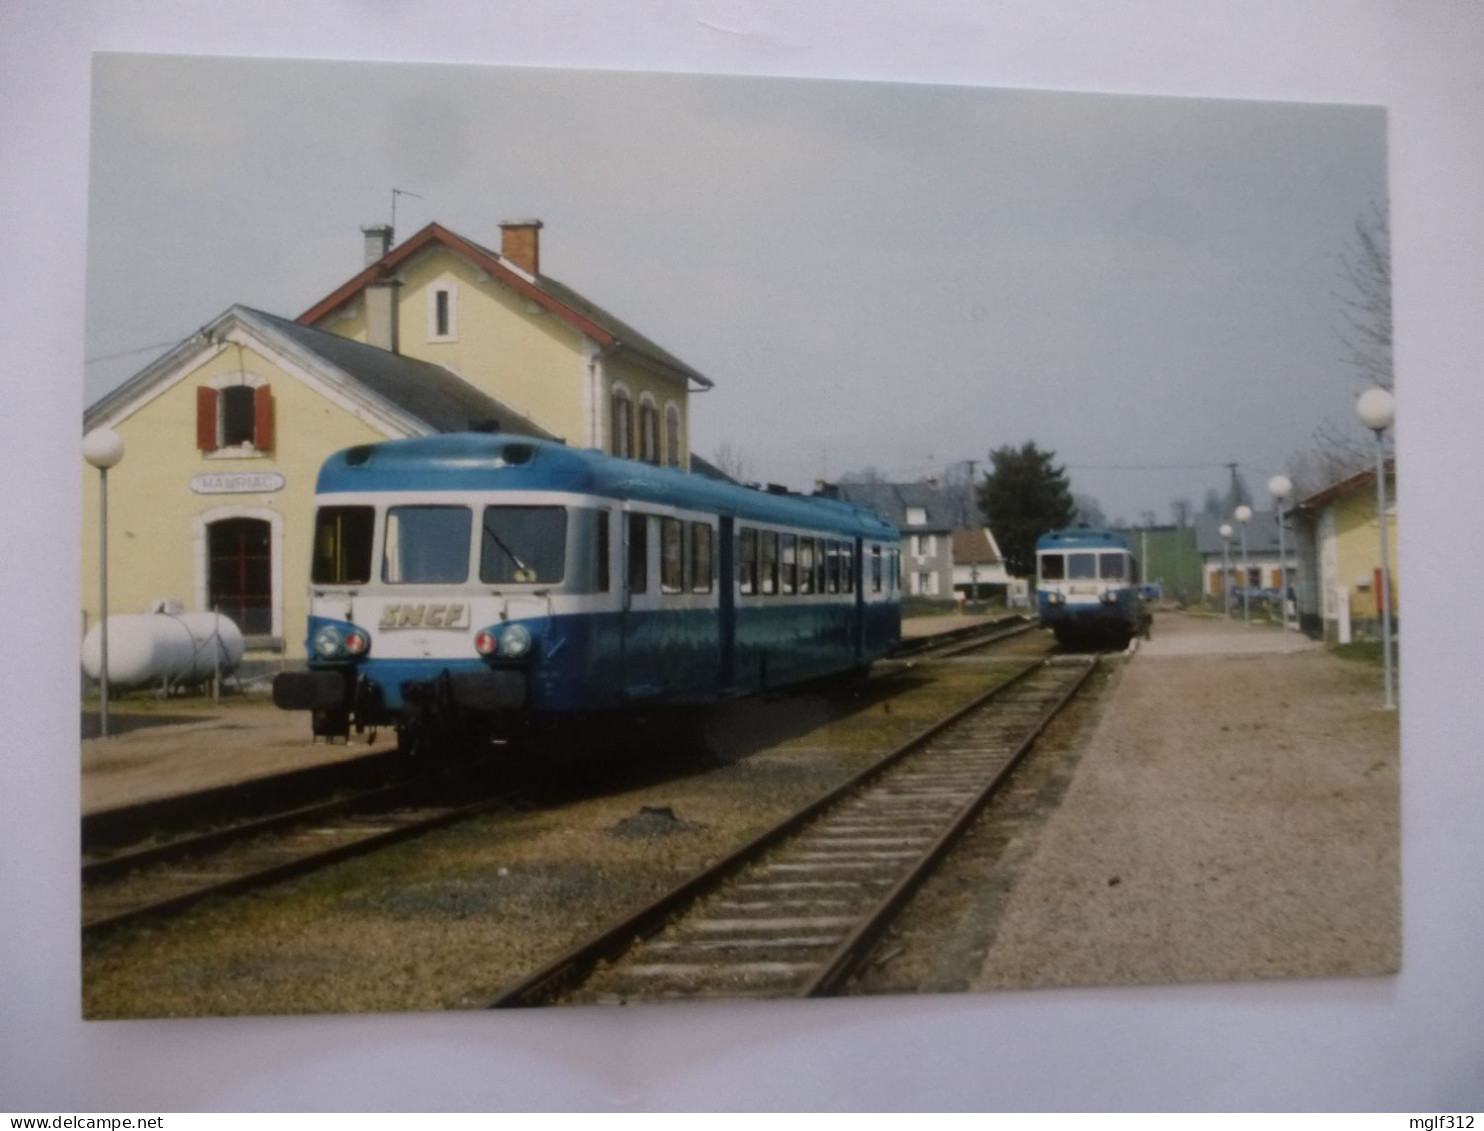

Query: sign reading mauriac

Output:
[190, 471, 286, 494]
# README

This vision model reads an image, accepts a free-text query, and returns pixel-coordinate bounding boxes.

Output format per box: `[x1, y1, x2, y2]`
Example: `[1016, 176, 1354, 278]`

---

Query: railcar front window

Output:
[1099, 553, 1127, 581]
[479, 505, 566, 584]
[1040, 553, 1065, 581]
[312, 505, 374, 585]
[1068, 552, 1097, 580]
[383, 506, 471, 584]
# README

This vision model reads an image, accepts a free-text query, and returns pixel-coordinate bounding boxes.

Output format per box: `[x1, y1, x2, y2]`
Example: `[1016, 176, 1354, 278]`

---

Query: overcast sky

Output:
[86, 55, 1388, 524]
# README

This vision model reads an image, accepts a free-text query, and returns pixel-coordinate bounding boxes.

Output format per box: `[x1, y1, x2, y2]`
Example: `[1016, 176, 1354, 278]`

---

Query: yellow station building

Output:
[1291, 460, 1399, 642]
[82, 220, 716, 659]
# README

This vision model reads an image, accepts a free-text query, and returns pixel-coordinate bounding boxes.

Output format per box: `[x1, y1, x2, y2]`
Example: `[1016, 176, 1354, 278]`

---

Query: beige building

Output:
[82, 220, 716, 658]
[1290, 460, 1399, 642]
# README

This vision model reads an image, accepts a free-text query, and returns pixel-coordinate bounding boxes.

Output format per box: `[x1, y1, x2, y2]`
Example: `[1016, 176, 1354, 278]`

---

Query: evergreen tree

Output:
[977, 442, 1076, 578]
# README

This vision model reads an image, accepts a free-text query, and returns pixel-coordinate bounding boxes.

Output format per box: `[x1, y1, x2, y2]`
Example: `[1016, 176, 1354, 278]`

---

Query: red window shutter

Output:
[196, 387, 219, 451]
[253, 385, 274, 451]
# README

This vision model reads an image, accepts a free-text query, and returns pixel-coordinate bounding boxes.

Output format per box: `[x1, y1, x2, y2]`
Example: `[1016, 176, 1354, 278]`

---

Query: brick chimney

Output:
[499, 219, 543, 275]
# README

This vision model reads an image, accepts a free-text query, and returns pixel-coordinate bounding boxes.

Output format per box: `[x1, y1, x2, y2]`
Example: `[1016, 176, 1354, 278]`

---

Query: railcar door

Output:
[853, 537, 866, 661]
[718, 517, 736, 690]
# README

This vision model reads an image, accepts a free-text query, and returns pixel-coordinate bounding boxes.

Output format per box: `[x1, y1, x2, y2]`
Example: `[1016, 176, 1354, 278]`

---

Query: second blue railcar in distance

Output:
[1035, 526, 1151, 650]
[274, 434, 902, 753]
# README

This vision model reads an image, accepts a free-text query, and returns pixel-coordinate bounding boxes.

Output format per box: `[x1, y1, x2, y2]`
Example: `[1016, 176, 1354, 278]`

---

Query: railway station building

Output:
[1288, 461, 1399, 642]
[81, 219, 717, 660]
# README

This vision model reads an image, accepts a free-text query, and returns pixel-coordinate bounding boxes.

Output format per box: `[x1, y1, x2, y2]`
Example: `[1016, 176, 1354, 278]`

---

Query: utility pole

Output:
[966, 459, 980, 602]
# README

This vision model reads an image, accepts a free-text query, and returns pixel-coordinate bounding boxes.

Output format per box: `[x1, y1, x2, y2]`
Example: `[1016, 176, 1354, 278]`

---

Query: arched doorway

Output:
[207, 517, 273, 636]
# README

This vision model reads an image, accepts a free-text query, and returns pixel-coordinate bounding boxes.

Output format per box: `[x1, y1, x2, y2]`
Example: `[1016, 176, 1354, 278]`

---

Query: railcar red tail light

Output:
[475, 630, 498, 656]
[344, 629, 370, 655]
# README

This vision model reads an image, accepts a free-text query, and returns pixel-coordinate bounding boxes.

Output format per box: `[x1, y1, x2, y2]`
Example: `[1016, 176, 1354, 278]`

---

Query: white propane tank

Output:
[81, 610, 245, 687]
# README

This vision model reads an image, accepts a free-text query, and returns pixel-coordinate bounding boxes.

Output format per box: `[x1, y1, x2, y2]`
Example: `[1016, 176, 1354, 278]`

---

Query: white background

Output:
[3, 0, 1481, 1111]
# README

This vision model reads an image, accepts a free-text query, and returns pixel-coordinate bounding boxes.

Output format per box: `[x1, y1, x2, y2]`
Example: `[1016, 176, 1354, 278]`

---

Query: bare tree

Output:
[1283, 206, 1395, 499]
[1336, 203, 1393, 392]
[711, 442, 753, 484]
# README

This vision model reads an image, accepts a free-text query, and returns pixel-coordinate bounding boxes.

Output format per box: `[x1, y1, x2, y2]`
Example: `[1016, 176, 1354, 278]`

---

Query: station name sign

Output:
[190, 471, 286, 495]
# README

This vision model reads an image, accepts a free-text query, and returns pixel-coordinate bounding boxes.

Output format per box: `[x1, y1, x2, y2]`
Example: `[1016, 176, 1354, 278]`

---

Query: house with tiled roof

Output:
[300, 221, 709, 468]
[833, 481, 960, 599]
[1288, 460, 1397, 641]
[81, 219, 717, 656]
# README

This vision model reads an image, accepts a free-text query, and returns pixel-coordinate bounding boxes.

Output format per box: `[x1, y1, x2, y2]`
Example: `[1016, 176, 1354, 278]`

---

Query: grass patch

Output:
[1331, 640, 1389, 666]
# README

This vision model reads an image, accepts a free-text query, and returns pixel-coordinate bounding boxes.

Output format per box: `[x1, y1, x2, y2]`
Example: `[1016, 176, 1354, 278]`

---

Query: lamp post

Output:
[1219, 522, 1233, 618]
[1357, 387, 1396, 710]
[83, 428, 125, 738]
[1268, 475, 1293, 647]
[1234, 504, 1253, 624]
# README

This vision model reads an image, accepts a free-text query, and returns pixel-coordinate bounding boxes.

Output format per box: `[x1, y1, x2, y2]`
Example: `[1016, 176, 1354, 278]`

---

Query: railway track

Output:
[82, 777, 511, 938]
[487, 655, 1097, 1007]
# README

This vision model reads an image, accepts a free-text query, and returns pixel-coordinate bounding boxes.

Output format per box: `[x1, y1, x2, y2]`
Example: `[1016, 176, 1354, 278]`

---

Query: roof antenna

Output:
[391, 187, 423, 234]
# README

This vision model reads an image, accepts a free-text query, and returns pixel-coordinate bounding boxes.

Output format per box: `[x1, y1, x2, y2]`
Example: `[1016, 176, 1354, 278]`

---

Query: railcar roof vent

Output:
[501, 443, 535, 466]
[469, 419, 501, 433]
[765, 483, 790, 495]
[343, 445, 374, 467]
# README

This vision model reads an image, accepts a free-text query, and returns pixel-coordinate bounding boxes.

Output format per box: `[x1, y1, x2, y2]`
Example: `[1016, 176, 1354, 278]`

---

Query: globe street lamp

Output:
[1357, 387, 1396, 710]
[1219, 522, 1233, 618]
[1234, 504, 1253, 624]
[83, 428, 125, 738]
[1268, 474, 1293, 648]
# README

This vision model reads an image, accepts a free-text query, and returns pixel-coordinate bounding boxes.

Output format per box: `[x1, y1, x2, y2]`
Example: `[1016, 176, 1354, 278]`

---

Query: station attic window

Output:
[197, 384, 274, 453]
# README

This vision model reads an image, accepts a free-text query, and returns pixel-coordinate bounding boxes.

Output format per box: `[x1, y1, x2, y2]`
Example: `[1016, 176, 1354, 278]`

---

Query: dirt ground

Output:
[969, 611, 1400, 989]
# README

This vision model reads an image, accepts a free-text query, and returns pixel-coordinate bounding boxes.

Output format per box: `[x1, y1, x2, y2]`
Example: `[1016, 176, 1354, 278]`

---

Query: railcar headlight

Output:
[1100, 590, 1120, 605]
[313, 624, 345, 658]
[1045, 592, 1064, 605]
[499, 623, 533, 658]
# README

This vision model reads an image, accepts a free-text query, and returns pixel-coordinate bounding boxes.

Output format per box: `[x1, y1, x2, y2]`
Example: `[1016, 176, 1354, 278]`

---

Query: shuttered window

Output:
[196, 383, 274, 452]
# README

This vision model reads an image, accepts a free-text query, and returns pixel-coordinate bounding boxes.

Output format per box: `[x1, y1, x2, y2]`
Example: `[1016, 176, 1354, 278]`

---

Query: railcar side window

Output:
[740, 527, 758, 596]
[1068, 552, 1097, 580]
[595, 510, 610, 592]
[1099, 552, 1127, 581]
[479, 506, 566, 584]
[311, 505, 374, 585]
[690, 523, 713, 594]
[761, 531, 779, 595]
[628, 513, 649, 594]
[781, 534, 797, 595]
[843, 544, 855, 593]
[1040, 553, 1065, 581]
[799, 538, 815, 594]
[383, 506, 471, 584]
[825, 541, 840, 594]
[871, 545, 883, 593]
[660, 517, 685, 593]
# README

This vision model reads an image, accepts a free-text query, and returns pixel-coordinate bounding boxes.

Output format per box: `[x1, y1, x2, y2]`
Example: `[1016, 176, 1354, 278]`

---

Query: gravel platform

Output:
[971, 612, 1401, 990]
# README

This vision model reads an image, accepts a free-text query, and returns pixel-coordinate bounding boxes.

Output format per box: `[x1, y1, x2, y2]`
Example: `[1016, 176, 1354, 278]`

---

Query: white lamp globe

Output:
[1234, 505, 1252, 523]
[1219, 523, 1233, 539]
[1356, 387, 1396, 432]
[1268, 474, 1292, 501]
[83, 428, 126, 470]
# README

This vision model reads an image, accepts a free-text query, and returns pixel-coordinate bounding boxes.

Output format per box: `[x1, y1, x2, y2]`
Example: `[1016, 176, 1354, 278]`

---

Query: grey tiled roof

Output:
[834, 482, 960, 531]
[1192, 511, 1286, 556]
[243, 308, 556, 439]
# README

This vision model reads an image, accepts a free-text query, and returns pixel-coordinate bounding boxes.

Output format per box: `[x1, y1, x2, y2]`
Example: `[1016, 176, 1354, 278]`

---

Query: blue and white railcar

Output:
[1035, 527, 1150, 650]
[274, 434, 901, 751]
